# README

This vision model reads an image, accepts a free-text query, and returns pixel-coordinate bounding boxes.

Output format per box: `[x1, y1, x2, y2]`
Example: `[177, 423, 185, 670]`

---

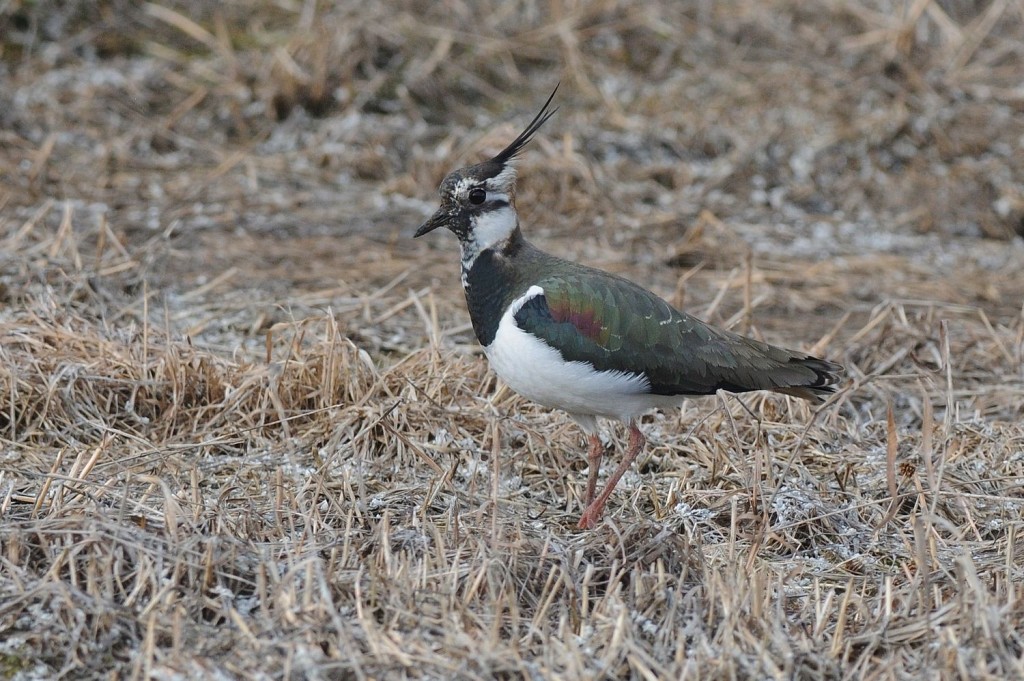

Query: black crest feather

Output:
[490, 84, 559, 165]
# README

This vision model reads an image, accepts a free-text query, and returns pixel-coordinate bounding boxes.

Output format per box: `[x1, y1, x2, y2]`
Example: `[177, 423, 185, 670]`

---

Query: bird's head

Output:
[414, 87, 558, 259]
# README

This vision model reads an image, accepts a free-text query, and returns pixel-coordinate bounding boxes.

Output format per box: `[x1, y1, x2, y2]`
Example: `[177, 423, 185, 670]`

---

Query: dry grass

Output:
[2, 1, 1024, 679]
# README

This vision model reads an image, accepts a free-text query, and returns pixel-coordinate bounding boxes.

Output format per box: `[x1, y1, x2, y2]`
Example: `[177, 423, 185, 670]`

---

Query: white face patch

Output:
[459, 203, 518, 280]
[471, 204, 517, 250]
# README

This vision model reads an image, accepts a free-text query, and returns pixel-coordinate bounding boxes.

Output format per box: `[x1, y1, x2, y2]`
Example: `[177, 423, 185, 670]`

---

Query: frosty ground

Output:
[1, 1, 1022, 679]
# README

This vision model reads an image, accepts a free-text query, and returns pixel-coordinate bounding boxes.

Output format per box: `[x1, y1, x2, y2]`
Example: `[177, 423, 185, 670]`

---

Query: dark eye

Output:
[468, 187, 486, 205]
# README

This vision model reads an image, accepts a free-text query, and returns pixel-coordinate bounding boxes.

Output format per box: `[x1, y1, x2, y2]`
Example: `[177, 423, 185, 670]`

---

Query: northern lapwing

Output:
[414, 88, 844, 529]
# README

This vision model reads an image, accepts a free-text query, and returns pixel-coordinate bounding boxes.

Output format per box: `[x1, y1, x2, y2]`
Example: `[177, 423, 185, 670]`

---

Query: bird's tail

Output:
[770, 356, 845, 403]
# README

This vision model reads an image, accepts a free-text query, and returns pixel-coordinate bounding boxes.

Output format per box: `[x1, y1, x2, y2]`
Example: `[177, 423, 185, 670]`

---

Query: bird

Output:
[414, 87, 844, 529]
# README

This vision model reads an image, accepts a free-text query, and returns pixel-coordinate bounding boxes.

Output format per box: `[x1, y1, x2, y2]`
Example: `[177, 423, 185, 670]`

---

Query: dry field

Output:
[1, 1, 1023, 679]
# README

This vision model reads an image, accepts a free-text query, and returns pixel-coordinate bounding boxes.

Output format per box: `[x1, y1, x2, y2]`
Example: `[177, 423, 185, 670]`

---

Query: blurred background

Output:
[3, 1, 1022, 286]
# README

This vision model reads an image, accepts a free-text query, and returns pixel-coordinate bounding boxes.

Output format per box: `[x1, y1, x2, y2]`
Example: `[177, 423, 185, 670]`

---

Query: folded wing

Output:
[513, 270, 842, 401]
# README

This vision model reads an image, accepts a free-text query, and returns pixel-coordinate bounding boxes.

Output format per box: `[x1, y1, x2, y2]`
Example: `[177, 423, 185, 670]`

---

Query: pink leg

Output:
[578, 421, 646, 529]
[584, 434, 605, 506]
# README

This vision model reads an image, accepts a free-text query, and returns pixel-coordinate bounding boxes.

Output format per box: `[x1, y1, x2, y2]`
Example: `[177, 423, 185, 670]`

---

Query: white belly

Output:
[483, 286, 684, 427]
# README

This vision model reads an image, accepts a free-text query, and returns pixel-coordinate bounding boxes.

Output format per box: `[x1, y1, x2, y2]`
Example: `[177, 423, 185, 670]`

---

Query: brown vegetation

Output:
[1, 1, 1022, 678]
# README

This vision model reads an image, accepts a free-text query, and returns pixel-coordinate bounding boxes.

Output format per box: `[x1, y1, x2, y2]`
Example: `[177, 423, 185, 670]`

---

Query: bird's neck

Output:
[461, 226, 533, 346]
[460, 205, 522, 286]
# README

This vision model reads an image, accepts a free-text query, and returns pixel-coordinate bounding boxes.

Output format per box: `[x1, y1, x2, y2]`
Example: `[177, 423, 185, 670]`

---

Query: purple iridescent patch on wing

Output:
[548, 298, 608, 345]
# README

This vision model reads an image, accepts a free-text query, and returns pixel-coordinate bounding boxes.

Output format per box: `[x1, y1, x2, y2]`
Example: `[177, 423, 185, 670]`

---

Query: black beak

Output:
[414, 209, 448, 238]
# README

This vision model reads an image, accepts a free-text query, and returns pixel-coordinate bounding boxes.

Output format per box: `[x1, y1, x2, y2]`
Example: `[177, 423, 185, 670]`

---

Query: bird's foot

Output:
[577, 501, 605, 530]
